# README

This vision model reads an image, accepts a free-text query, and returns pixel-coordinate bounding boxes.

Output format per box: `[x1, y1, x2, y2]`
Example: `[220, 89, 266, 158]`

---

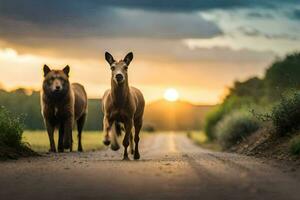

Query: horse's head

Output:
[105, 52, 133, 85]
[42, 65, 70, 99]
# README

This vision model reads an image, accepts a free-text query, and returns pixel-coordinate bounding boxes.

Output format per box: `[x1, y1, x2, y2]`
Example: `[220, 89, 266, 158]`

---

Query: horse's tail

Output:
[109, 121, 122, 151]
[115, 122, 122, 136]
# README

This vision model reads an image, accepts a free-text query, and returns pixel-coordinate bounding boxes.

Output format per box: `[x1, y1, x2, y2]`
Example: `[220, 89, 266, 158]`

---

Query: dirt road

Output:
[1, 133, 300, 200]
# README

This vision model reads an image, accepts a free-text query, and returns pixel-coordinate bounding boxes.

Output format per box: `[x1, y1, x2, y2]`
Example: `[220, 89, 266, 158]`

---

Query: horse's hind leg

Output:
[77, 114, 86, 152]
[134, 119, 142, 160]
[123, 120, 133, 160]
[130, 132, 134, 155]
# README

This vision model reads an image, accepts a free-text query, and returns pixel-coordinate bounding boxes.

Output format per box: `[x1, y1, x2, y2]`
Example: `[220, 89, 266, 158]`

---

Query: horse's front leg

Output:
[63, 117, 74, 152]
[103, 116, 112, 146]
[45, 120, 56, 152]
[134, 119, 143, 160]
[123, 119, 133, 160]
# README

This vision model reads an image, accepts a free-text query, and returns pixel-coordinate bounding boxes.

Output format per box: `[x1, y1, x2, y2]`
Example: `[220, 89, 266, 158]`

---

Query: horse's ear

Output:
[43, 65, 51, 77]
[63, 65, 70, 77]
[124, 52, 133, 66]
[105, 52, 115, 65]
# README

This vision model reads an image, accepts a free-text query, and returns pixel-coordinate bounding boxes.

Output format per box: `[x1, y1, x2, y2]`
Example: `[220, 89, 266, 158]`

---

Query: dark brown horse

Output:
[41, 65, 88, 152]
[102, 52, 145, 160]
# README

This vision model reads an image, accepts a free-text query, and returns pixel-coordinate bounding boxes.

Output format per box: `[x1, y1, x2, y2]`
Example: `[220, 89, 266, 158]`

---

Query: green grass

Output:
[23, 131, 103, 152]
[187, 131, 221, 151]
[289, 135, 300, 155]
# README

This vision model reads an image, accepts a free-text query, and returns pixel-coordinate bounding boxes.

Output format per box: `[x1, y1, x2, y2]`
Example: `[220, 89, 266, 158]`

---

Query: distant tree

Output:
[0, 89, 43, 129]
[264, 52, 300, 99]
[84, 99, 103, 131]
[229, 77, 264, 102]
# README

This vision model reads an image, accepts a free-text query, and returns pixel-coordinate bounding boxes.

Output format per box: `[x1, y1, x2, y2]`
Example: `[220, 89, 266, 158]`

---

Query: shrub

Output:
[215, 111, 260, 149]
[204, 95, 255, 140]
[204, 97, 239, 140]
[290, 135, 300, 155]
[0, 107, 24, 148]
[270, 92, 300, 136]
[204, 106, 226, 141]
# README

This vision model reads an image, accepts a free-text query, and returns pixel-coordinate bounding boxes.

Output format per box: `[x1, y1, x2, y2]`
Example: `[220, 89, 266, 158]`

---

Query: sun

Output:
[164, 88, 179, 102]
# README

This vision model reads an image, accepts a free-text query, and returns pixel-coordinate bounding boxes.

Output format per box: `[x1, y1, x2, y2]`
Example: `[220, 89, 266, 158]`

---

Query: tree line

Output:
[0, 89, 103, 130]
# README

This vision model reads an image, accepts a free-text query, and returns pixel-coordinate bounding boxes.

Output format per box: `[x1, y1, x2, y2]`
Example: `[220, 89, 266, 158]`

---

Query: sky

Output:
[0, 0, 299, 104]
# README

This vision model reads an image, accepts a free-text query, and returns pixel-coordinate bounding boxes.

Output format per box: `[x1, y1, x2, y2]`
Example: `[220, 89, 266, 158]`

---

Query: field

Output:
[23, 130, 220, 153]
[23, 131, 104, 152]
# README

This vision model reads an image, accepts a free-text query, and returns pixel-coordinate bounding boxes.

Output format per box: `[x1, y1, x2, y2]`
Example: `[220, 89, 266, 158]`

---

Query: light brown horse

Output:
[102, 52, 145, 160]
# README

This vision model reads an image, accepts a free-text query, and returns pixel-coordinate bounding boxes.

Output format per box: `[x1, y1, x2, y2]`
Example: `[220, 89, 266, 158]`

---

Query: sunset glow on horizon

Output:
[164, 88, 180, 102]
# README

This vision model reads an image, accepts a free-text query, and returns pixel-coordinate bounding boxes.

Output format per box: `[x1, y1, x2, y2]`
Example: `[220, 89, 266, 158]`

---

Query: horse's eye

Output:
[111, 66, 115, 71]
[124, 66, 128, 70]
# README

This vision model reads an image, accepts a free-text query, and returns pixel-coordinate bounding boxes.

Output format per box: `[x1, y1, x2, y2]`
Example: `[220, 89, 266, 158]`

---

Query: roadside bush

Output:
[204, 97, 238, 140]
[289, 135, 300, 155]
[204, 96, 254, 141]
[0, 107, 24, 149]
[270, 92, 300, 136]
[0, 107, 35, 159]
[204, 106, 225, 141]
[215, 111, 260, 149]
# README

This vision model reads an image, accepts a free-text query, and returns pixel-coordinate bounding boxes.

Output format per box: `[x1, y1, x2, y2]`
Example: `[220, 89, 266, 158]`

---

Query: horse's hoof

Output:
[134, 153, 140, 160]
[58, 148, 64, 153]
[103, 140, 111, 146]
[122, 156, 130, 161]
[111, 144, 120, 151]
[78, 147, 83, 152]
[63, 142, 70, 149]
[48, 149, 56, 153]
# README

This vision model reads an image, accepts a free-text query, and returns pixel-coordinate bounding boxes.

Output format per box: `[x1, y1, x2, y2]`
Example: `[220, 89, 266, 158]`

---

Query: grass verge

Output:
[187, 131, 221, 151]
[23, 131, 104, 152]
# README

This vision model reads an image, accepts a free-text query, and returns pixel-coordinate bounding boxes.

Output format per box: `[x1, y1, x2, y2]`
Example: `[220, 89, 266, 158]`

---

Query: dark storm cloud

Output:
[0, 0, 297, 53]
[103, 0, 297, 12]
[0, 0, 227, 40]
[0, 0, 296, 25]
[0, 0, 296, 18]
[290, 9, 300, 20]
[246, 12, 274, 19]
[0, 0, 297, 40]
[237, 27, 299, 40]
[0, 9, 222, 39]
